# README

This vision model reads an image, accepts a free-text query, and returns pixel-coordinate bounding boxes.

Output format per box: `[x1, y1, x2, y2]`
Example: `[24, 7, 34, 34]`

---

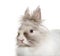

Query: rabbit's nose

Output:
[20, 39, 24, 43]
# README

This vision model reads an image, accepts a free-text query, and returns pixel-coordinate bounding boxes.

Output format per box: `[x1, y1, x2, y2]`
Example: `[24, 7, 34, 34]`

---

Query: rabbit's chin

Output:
[17, 42, 30, 47]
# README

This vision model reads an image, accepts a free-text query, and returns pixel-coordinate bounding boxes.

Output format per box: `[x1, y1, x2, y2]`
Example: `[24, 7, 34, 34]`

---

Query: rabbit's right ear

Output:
[32, 7, 41, 23]
[23, 8, 30, 20]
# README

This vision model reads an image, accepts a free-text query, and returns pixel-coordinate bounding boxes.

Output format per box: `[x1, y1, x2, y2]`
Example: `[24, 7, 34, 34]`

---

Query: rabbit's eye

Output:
[30, 29, 33, 33]
[17, 33, 20, 37]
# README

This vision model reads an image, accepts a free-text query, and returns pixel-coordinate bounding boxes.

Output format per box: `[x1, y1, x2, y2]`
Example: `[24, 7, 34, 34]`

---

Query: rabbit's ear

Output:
[32, 7, 41, 23]
[23, 8, 30, 20]
[25, 8, 29, 15]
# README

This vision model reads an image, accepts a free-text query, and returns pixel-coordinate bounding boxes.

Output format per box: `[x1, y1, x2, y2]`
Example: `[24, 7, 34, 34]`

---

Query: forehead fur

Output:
[21, 20, 39, 30]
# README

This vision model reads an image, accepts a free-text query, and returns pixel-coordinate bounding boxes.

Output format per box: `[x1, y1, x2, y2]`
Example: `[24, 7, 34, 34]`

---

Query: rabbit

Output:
[16, 7, 60, 56]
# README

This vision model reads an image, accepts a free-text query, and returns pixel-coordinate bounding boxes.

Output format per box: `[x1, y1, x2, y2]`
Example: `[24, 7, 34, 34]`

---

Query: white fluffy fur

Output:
[17, 30, 60, 56]
[16, 7, 60, 56]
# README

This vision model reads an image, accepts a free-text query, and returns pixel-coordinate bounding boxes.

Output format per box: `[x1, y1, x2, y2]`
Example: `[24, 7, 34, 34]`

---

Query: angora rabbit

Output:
[16, 7, 60, 56]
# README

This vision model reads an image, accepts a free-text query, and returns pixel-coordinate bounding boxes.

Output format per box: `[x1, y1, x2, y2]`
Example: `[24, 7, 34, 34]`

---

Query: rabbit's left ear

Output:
[32, 7, 41, 22]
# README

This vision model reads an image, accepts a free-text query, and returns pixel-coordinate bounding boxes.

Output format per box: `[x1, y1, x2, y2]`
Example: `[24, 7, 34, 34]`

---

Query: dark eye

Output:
[30, 29, 33, 33]
[17, 33, 20, 37]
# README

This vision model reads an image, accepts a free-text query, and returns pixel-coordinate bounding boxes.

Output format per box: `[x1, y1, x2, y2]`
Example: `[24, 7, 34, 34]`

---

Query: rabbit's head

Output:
[17, 7, 48, 47]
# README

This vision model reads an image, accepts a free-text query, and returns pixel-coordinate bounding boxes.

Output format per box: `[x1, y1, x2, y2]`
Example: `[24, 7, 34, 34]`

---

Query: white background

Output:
[0, 0, 60, 56]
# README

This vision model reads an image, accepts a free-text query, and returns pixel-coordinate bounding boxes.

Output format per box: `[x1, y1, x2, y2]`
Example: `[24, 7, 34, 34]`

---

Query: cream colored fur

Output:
[16, 7, 60, 56]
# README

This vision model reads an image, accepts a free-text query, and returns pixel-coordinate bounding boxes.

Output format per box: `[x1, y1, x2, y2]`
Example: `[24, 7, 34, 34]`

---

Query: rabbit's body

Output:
[17, 7, 60, 56]
[17, 30, 60, 56]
